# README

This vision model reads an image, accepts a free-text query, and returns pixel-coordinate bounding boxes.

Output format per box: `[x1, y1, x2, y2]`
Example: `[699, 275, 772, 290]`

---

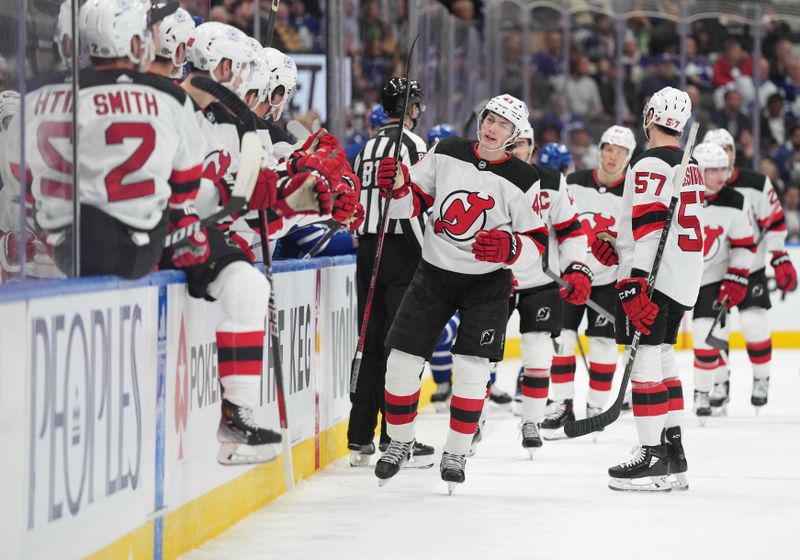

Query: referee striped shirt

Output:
[354, 123, 428, 251]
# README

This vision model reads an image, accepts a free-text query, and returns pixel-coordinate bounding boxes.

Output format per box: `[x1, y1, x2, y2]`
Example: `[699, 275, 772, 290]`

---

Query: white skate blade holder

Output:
[217, 442, 279, 466]
[542, 427, 568, 441]
[447, 482, 459, 496]
[608, 475, 672, 492]
[349, 450, 372, 467]
[667, 473, 689, 491]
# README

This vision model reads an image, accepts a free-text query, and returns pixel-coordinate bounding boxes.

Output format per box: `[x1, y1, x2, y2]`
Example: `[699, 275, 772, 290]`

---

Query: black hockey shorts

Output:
[161, 226, 250, 301]
[693, 282, 723, 320]
[562, 282, 617, 338]
[57, 204, 169, 279]
[615, 289, 689, 346]
[737, 267, 771, 311]
[386, 260, 512, 362]
[513, 283, 563, 337]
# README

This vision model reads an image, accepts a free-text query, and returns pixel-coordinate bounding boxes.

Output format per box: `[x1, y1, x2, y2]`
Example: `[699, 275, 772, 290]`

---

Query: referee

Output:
[347, 77, 434, 466]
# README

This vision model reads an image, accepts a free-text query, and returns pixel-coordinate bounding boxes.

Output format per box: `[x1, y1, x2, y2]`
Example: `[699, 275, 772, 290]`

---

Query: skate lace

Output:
[520, 421, 540, 439]
[620, 446, 646, 468]
[753, 378, 769, 397]
[381, 440, 411, 465]
[544, 401, 566, 420]
[441, 452, 466, 471]
[237, 406, 260, 431]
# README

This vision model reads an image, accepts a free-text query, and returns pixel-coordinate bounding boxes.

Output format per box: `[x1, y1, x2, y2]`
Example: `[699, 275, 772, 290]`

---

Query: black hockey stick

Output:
[302, 222, 344, 259]
[564, 122, 700, 439]
[350, 35, 419, 394]
[264, 0, 280, 46]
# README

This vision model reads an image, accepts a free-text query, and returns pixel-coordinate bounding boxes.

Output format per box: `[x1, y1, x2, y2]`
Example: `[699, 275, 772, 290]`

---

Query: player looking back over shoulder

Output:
[596, 86, 704, 492]
[373, 94, 548, 493]
[689, 142, 755, 419]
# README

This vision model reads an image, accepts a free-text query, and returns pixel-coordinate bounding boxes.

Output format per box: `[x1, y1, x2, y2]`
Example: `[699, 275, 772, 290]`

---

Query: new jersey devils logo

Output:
[579, 212, 616, 246]
[704, 225, 724, 260]
[434, 190, 496, 241]
[202, 149, 232, 189]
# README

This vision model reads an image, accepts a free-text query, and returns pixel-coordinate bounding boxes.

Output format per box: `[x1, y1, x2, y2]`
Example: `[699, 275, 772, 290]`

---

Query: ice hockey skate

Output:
[348, 442, 376, 467]
[379, 440, 435, 469]
[519, 420, 542, 459]
[694, 390, 711, 426]
[607, 445, 672, 492]
[662, 426, 689, 491]
[467, 407, 489, 457]
[752, 377, 770, 413]
[375, 440, 415, 486]
[217, 399, 281, 466]
[440, 451, 466, 495]
[710, 380, 730, 416]
[431, 381, 452, 413]
[489, 383, 512, 406]
[541, 399, 574, 440]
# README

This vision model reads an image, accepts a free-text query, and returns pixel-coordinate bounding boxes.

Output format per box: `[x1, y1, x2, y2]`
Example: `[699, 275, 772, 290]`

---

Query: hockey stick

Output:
[302, 222, 344, 259]
[350, 35, 419, 394]
[564, 122, 700, 439]
[260, 0, 295, 491]
[576, 333, 590, 375]
[541, 244, 616, 325]
[704, 228, 768, 350]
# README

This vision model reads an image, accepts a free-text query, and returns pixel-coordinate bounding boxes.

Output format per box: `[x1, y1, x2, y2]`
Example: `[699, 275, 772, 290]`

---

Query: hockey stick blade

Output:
[705, 304, 730, 350]
[563, 122, 700, 439]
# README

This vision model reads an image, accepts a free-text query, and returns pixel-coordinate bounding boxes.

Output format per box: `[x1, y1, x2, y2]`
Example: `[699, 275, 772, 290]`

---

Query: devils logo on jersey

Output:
[578, 211, 616, 246]
[434, 190, 496, 241]
[703, 225, 724, 260]
[202, 149, 232, 190]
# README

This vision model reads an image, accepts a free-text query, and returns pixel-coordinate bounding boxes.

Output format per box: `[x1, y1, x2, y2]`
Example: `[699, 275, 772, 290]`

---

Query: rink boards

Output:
[0, 255, 430, 560]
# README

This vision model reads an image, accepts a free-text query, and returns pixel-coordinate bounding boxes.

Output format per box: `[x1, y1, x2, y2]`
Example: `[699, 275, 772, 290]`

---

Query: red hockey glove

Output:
[591, 231, 618, 267]
[345, 202, 365, 233]
[228, 232, 255, 263]
[332, 172, 360, 223]
[249, 167, 280, 210]
[273, 171, 333, 217]
[0, 230, 37, 271]
[471, 229, 520, 264]
[289, 146, 347, 183]
[169, 210, 210, 268]
[771, 251, 797, 293]
[717, 268, 748, 309]
[616, 277, 659, 335]
[298, 128, 339, 154]
[377, 157, 410, 199]
[560, 261, 593, 305]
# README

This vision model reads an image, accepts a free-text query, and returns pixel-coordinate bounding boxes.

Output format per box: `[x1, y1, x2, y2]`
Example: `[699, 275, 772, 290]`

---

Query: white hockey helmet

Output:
[186, 22, 252, 83]
[156, 6, 195, 67]
[518, 121, 534, 143]
[237, 48, 272, 107]
[263, 47, 298, 120]
[477, 94, 529, 146]
[79, 0, 153, 66]
[54, 0, 74, 64]
[0, 90, 20, 131]
[599, 125, 636, 163]
[703, 128, 736, 158]
[642, 86, 691, 136]
[693, 142, 729, 174]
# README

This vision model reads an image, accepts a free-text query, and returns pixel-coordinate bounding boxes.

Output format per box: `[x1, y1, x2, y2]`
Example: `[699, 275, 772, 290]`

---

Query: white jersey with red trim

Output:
[566, 168, 625, 286]
[6, 71, 204, 231]
[725, 167, 787, 271]
[386, 137, 548, 275]
[617, 145, 705, 307]
[513, 165, 587, 290]
[700, 186, 756, 286]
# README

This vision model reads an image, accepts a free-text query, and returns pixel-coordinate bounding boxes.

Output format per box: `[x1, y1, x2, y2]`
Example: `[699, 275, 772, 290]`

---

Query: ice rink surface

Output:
[185, 350, 800, 560]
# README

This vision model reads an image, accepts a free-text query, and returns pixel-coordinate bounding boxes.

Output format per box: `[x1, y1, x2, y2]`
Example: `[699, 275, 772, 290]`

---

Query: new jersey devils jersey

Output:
[513, 165, 586, 290]
[386, 137, 547, 275]
[7, 71, 204, 232]
[567, 168, 624, 286]
[726, 167, 787, 271]
[617, 146, 705, 307]
[700, 186, 755, 286]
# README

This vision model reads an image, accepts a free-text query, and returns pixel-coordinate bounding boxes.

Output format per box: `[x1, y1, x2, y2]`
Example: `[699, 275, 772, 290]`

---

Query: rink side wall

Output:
[0, 255, 434, 560]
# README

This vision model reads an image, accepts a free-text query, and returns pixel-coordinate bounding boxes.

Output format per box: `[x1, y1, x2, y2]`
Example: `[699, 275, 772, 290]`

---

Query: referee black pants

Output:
[348, 233, 420, 446]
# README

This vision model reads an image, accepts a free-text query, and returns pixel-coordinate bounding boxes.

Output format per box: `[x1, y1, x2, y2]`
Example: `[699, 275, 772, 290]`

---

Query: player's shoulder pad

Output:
[566, 168, 594, 187]
[434, 138, 541, 191]
[79, 69, 187, 105]
[712, 186, 747, 210]
[629, 145, 683, 169]
[729, 167, 767, 191]
[537, 165, 562, 192]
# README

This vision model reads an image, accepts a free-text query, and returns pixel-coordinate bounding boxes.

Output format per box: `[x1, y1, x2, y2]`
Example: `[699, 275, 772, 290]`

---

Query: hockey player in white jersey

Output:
[547, 125, 635, 433]
[597, 87, 704, 492]
[373, 94, 548, 492]
[505, 121, 592, 454]
[147, 5, 195, 79]
[689, 142, 755, 419]
[703, 128, 796, 410]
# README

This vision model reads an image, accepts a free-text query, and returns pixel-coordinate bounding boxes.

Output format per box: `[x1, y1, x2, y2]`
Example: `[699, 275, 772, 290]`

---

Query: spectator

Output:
[778, 57, 800, 120]
[567, 117, 598, 171]
[451, 0, 477, 26]
[761, 92, 795, 152]
[735, 57, 781, 111]
[273, 1, 310, 52]
[532, 31, 564, 78]
[685, 36, 713, 90]
[761, 157, 785, 195]
[775, 122, 800, 181]
[288, 0, 321, 52]
[566, 54, 603, 119]
[783, 184, 800, 242]
[641, 54, 680, 99]
[361, 37, 392, 93]
[359, 0, 389, 48]
[735, 127, 755, 169]
[228, 0, 254, 35]
[209, 5, 230, 23]
[711, 88, 750, 139]
[683, 85, 711, 147]
[712, 38, 753, 89]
